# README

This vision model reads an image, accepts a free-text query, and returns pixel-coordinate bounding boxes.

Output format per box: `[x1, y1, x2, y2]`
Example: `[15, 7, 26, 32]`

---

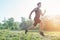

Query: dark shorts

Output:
[33, 18, 41, 26]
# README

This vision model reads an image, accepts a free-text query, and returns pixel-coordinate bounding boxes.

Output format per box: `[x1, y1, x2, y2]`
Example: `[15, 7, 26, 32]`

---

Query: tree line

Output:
[0, 17, 33, 30]
[0, 16, 56, 31]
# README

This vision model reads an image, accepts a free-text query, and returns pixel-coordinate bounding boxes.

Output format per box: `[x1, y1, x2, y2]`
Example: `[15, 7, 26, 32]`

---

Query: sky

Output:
[0, 0, 60, 22]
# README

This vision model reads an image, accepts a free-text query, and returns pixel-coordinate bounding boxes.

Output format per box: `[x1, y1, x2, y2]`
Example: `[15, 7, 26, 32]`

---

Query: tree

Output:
[20, 17, 33, 30]
[2, 17, 20, 30]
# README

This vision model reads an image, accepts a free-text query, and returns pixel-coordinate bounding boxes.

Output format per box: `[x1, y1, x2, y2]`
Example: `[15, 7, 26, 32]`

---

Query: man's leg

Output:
[39, 21, 45, 36]
[25, 25, 35, 34]
[25, 21, 37, 34]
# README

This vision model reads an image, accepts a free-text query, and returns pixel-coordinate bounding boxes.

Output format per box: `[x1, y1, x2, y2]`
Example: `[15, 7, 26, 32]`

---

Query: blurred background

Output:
[0, 0, 60, 31]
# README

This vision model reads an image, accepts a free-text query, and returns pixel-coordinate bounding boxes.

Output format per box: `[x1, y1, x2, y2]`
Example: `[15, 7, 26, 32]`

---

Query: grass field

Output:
[0, 30, 60, 40]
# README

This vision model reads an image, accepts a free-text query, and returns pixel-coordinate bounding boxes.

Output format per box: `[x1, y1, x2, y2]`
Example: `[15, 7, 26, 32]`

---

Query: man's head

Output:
[37, 2, 41, 8]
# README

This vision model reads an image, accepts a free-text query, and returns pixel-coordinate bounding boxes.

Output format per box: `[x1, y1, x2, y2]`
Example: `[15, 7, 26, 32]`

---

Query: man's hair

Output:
[37, 2, 41, 5]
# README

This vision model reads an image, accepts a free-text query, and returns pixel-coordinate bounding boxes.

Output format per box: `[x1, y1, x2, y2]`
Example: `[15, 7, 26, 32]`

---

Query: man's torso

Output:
[34, 8, 42, 19]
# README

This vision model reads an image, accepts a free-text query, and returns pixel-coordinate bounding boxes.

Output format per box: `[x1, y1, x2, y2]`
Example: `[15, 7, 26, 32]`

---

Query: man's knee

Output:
[33, 22, 37, 26]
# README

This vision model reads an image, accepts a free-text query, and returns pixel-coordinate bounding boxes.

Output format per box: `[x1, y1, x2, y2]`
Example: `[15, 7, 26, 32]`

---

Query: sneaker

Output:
[25, 29, 28, 34]
[40, 31, 45, 36]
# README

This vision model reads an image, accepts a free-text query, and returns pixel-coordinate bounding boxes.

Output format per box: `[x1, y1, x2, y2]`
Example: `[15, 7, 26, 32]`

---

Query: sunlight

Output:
[41, 0, 60, 18]
[43, 15, 60, 31]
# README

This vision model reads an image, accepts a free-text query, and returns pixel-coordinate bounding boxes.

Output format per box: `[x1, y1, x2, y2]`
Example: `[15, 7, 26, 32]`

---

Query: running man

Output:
[25, 2, 46, 36]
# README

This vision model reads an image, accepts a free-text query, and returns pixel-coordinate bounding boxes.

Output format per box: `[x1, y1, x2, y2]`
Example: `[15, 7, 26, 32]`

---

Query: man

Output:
[25, 2, 46, 36]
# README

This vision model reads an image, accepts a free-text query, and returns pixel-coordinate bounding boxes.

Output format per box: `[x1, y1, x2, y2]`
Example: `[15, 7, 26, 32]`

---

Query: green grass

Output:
[0, 30, 60, 40]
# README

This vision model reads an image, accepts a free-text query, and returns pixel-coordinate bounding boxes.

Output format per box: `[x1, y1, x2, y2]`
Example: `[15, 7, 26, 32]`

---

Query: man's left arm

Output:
[41, 10, 46, 16]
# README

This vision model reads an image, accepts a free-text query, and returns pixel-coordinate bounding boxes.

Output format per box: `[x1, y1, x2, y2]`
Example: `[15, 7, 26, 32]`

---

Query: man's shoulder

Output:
[34, 8, 41, 10]
[34, 8, 38, 10]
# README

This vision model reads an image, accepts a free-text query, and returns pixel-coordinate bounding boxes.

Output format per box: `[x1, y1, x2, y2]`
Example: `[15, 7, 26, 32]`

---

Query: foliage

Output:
[0, 30, 60, 40]
[20, 17, 33, 30]
[0, 17, 34, 30]
[0, 17, 20, 30]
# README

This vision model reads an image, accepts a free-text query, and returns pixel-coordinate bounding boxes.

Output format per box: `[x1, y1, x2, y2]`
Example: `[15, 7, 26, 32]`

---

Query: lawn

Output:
[0, 30, 60, 40]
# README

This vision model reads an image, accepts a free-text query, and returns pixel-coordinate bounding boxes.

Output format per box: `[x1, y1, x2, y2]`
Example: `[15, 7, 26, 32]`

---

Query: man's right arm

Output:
[29, 8, 35, 19]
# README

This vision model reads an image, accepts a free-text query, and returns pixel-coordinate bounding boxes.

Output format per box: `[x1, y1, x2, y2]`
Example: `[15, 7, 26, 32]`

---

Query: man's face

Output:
[38, 4, 41, 8]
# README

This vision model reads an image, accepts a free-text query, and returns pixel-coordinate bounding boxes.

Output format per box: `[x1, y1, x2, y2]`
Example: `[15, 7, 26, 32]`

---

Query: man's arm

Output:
[29, 9, 35, 19]
[41, 10, 46, 16]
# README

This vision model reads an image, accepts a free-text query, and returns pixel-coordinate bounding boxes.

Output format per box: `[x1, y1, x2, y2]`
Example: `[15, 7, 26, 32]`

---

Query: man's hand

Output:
[29, 16, 31, 19]
[42, 10, 46, 16]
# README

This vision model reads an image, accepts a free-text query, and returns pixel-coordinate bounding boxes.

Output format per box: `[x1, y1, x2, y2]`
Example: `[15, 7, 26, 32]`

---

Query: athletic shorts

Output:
[33, 18, 41, 26]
